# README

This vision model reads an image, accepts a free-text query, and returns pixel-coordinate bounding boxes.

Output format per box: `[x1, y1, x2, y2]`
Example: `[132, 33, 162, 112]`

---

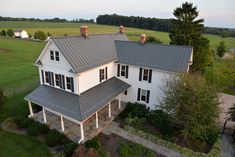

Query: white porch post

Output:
[118, 95, 121, 109]
[28, 101, 33, 117]
[80, 122, 84, 141]
[108, 102, 111, 118]
[95, 112, 99, 129]
[42, 107, 47, 123]
[60, 116, 65, 132]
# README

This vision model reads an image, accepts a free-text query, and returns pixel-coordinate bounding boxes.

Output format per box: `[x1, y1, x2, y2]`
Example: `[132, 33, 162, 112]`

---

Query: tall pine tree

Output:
[169, 2, 213, 72]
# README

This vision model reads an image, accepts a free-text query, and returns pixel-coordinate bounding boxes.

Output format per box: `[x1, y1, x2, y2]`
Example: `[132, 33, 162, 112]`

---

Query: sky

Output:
[1, 0, 235, 28]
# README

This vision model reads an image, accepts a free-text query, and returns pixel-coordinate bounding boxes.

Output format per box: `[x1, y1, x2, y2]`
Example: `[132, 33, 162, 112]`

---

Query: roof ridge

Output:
[114, 40, 193, 49]
[50, 33, 125, 39]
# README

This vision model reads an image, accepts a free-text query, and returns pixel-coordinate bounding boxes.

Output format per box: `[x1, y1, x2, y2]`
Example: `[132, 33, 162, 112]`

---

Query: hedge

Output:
[124, 125, 221, 157]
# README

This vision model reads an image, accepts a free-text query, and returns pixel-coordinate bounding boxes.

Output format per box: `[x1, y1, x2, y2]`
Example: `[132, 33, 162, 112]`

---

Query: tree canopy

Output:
[169, 2, 213, 72]
[34, 31, 47, 41]
[160, 73, 219, 142]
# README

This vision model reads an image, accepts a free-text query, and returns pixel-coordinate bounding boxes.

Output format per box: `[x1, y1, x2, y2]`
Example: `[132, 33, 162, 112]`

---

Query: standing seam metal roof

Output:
[115, 40, 193, 72]
[24, 77, 130, 121]
[51, 34, 129, 73]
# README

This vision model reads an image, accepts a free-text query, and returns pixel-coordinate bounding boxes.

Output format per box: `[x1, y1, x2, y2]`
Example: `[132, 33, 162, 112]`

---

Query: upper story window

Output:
[55, 51, 60, 61]
[139, 68, 152, 83]
[50, 51, 54, 60]
[99, 67, 107, 82]
[117, 64, 129, 78]
[66, 77, 72, 90]
[50, 50, 60, 62]
[45, 71, 50, 83]
[55, 74, 60, 87]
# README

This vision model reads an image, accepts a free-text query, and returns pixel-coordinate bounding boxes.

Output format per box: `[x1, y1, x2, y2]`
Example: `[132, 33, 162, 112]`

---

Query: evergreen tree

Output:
[217, 41, 226, 57]
[0, 29, 6, 36]
[169, 2, 213, 72]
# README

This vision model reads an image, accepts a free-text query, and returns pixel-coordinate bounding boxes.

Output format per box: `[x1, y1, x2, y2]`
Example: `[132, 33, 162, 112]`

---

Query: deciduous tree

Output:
[160, 73, 219, 142]
[34, 31, 47, 41]
[217, 41, 226, 57]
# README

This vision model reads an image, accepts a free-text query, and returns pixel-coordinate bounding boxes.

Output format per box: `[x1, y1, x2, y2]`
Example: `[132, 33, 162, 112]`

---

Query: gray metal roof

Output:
[25, 77, 130, 121]
[115, 40, 193, 72]
[50, 34, 128, 73]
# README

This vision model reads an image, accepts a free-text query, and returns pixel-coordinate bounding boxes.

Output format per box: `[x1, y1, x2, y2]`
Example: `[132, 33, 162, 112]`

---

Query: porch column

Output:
[95, 112, 99, 129]
[42, 107, 47, 123]
[80, 122, 84, 141]
[28, 101, 33, 117]
[60, 116, 65, 132]
[118, 95, 121, 109]
[108, 102, 111, 118]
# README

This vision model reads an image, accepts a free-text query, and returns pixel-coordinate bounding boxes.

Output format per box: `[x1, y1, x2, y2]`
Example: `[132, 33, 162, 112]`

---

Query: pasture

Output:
[0, 21, 235, 50]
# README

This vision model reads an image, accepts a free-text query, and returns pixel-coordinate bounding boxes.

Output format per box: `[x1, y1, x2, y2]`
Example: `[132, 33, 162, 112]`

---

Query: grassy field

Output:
[0, 21, 235, 50]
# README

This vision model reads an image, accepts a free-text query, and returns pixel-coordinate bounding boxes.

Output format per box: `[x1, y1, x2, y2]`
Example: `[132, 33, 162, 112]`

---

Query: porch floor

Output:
[32, 99, 126, 143]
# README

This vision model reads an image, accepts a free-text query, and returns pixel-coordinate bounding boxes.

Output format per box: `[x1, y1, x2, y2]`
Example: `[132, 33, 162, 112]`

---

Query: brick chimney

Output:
[119, 25, 124, 34]
[140, 34, 146, 44]
[80, 25, 88, 37]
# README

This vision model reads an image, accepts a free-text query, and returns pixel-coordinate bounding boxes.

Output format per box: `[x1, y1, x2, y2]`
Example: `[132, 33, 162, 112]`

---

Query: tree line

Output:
[0, 16, 94, 23]
[96, 14, 235, 38]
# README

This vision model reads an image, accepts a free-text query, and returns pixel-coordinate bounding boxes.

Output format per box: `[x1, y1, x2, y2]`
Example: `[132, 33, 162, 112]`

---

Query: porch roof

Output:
[25, 77, 130, 121]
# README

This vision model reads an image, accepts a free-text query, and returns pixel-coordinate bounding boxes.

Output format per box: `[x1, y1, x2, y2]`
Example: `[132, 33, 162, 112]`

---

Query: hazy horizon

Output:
[1, 0, 235, 28]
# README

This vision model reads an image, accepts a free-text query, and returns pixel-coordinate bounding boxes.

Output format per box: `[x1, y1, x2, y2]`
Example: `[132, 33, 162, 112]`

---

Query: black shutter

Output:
[146, 90, 150, 103]
[117, 64, 120, 77]
[41, 70, 44, 83]
[105, 67, 108, 79]
[59, 74, 62, 88]
[62, 75, 65, 89]
[71, 77, 74, 92]
[139, 68, 143, 81]
[148, 69, 152, 83]
[99, 69, 102, 82]
[126, 65, 129, 78]
[137, 88, 141, 101]
[51, 72, 54, 86]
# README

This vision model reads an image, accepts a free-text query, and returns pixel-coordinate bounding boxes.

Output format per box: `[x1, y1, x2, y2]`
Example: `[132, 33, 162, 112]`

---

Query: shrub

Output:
[125, 115, 146, 129]
[0, 90, 6, 110]
[45, 129, 70, 147]
[63, 142, 78, 157]
[0, 29, 6, 36]
[19, 118, 34, 129]
[118, 143, 132, 157]
[84, 137, 101, 149]
[203, 127, 220, 145]
[6, 29, 14, 37]
[34, 30, 47, 41]
[27, 121, 50, 136]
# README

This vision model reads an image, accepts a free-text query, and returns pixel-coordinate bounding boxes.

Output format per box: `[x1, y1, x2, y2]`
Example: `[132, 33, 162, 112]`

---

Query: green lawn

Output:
[0, 92, 52, 157]
[0, 21, 235, 50]
[0, 37, 44, 95]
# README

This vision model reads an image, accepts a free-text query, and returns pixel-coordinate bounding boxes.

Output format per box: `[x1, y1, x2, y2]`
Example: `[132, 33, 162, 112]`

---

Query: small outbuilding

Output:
[14, 30, 29, 39]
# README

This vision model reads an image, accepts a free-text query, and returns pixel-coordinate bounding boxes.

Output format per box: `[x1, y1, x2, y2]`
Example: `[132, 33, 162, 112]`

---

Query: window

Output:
[50, 51, 54, 60]
[124, 90, 127, 95]
[121, 65, 126, 76]
[55, 51, 60, 61]
[55, 74, 60, 87]
[143, 69, 149, 81]
[141, 89, 147, 101]
[66, 77, 72, 90]
[45, 71, 50, 83]
[137, 88, 150, 103]
[99, 67, 107, 82]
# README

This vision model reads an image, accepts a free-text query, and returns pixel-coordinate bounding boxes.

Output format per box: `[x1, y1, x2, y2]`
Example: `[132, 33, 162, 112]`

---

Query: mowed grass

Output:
[0, 37, 44, 94]
[1, 21, 235, 50]
[0, 92, 52, 157]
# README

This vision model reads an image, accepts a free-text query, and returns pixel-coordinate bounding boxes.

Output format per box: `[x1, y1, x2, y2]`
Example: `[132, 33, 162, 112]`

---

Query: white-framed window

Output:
[121, 65, 126, 76]
[45, 71, 50, 83]
[50, 51, 54, 60]
[143, 69, 149, 81]
[141, 89, 147, 101]
[55, 74, 60, 87]
[99, 67, 107, 82]
[66, 77, 72, 90]
[55, 51, 60, 61]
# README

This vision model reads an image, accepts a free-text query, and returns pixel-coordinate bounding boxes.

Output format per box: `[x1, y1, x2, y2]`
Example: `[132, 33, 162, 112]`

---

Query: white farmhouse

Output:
[14, 30, 29, 39]
[25, 25, 193, 143]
